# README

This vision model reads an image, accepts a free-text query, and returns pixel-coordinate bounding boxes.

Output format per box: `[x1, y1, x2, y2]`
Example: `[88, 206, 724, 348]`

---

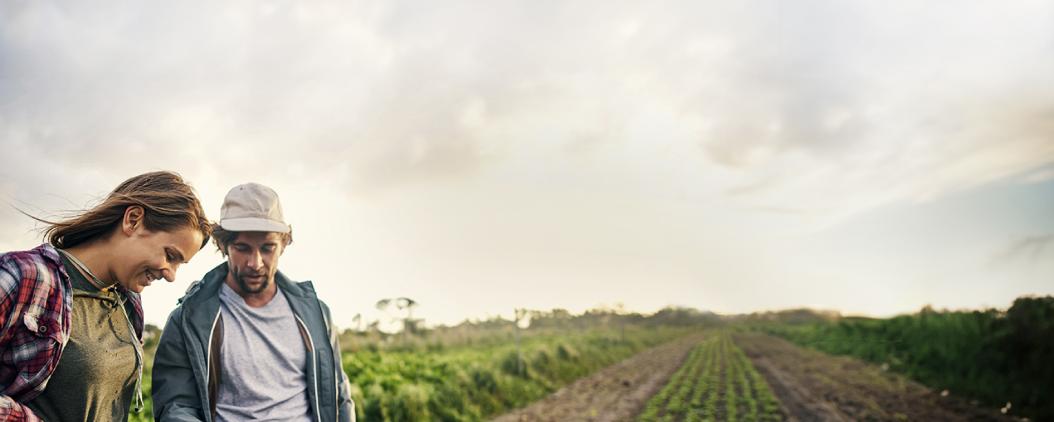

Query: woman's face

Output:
[111, 224, 204, 293]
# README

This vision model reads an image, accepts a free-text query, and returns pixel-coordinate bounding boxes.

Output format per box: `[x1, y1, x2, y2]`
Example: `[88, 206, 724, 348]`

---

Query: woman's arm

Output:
[0, 260, 44, 422]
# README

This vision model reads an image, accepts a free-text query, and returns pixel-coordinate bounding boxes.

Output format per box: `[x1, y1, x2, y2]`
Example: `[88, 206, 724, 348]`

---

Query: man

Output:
[152, 183, 355, 422]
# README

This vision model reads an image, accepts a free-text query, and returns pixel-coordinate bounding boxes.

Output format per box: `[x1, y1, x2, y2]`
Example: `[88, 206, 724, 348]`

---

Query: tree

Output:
[376, 297, 421, 335]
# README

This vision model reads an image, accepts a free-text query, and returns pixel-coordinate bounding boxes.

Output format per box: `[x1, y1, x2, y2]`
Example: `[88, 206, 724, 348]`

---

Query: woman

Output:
[0, 171, 212, 421]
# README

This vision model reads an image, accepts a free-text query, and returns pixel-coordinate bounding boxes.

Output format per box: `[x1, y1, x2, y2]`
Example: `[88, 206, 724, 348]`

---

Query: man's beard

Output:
[233, 267, 271, 294]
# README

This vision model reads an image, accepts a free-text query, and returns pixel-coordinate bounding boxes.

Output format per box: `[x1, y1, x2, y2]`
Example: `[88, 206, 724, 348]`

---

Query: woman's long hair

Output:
[39, 171, 212, 250]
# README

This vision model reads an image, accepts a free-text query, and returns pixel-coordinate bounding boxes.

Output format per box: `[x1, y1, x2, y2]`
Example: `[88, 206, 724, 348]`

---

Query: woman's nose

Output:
[162, 266, 178, 283]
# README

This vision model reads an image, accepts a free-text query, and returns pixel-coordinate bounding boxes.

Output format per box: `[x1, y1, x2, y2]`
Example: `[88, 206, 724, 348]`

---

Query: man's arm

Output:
[150, 308, 205, 422]
[322, 303, 355, 422]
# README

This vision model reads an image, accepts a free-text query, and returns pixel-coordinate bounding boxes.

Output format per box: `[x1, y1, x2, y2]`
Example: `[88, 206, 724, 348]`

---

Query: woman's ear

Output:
[122, 205, 146, 236]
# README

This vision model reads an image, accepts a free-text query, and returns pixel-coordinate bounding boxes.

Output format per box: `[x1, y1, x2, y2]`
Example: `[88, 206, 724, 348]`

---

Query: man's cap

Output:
[218, 183, 291, 233]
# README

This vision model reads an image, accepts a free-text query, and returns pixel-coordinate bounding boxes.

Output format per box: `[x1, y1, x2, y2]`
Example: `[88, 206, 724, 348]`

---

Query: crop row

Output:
[638, 331, 782, 422]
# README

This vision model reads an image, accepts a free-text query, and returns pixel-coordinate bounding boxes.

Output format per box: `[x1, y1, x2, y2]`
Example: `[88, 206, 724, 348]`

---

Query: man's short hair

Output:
[212, 223, 294, 256]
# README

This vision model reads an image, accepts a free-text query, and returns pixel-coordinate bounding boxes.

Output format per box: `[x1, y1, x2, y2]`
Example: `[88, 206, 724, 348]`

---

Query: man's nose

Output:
[246, 251, 263, 269]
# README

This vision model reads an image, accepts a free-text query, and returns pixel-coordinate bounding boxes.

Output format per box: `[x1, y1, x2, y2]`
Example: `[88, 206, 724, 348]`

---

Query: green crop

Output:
[639, 331, 782, 422]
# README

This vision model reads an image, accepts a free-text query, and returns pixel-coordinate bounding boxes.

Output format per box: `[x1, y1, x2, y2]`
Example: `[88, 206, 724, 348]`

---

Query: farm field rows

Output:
[494, 330, 1021, 422]
[493, 333, 705, 422]
[131, 301, 1045, 422]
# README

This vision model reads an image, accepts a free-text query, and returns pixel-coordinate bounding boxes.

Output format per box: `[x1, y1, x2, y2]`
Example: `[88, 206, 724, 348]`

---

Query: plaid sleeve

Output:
[0, 398, 42, 422]
[0, 262, 43, 422]
[0, 261, 21, 333]
[0, 257, 27, 357]
[0, 254, 66, 392]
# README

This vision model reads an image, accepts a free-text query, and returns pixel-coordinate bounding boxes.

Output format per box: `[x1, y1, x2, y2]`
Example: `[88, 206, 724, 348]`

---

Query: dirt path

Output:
[491, 333, 705, 422]
[734, 333, 1014, 422]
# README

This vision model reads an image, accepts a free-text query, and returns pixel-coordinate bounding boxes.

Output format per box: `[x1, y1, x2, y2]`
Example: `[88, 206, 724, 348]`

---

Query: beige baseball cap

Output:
[218, 183, 291, 233]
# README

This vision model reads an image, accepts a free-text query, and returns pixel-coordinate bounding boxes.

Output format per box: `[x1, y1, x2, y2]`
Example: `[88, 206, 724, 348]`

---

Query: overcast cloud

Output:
[2, 0, 1053, 327]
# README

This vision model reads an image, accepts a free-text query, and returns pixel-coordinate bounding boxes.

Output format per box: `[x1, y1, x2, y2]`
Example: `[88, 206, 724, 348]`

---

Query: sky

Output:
[1, 1, 1053, 329]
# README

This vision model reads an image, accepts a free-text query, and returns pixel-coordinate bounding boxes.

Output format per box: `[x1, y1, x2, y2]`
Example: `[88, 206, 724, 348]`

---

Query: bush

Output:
[500, 351, 531, 378]
[532, 349, 553, 373]
[556, 343, 578, 360]
[386, 383, 432, 421]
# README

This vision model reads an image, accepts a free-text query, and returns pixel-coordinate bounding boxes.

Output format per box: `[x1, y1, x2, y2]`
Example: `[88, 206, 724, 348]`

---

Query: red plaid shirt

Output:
[0, 244, 144, 421]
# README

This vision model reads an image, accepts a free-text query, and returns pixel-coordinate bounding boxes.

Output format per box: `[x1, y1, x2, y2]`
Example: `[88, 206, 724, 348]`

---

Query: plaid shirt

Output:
[0, 244, 144, 421]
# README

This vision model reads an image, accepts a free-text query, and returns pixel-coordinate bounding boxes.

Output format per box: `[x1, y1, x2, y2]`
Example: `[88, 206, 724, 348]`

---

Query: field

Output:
[494, 333, 705, 422]
[752, 296, 1054, 420]
[734, 332, 1013, 421]
[342, 326, 691, 421]
[492, 331, 1016, 422]
[125, 299, 1050, 422]
[130, 308, 711, 422]
[487, 329, 1021, 422]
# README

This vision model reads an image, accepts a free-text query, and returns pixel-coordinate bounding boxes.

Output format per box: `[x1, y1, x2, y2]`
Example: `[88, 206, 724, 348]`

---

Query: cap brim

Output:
[220, 217, 291, 233]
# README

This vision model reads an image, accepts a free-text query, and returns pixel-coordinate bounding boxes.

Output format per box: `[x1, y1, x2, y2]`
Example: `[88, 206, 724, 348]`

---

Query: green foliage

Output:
[388, 383, 432, 421]
[500, 350, 531, 377]
[556, 342, 579, 360]
[341, 305, 722, 354]
[755, 296, 1054, 421]
[532, 348, 552, 368]
[344, 325, 689, 421]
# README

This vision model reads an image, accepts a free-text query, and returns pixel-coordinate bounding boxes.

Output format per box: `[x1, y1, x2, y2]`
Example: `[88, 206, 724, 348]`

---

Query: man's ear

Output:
[121, 206, 146, 236]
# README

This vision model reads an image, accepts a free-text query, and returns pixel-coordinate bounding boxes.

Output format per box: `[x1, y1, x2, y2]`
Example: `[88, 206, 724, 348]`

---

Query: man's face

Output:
[225, 231, 285, 296]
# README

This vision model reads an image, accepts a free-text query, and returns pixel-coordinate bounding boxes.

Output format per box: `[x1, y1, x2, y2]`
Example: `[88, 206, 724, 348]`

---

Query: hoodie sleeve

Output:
[321, 301, 356, 422]
[151, 308, 207, 422]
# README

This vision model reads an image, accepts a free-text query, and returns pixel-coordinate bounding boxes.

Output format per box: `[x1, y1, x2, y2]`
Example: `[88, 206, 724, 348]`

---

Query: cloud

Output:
[993, 234, 1054, 265]
[675, 1, 1054, 222]
[4, 1, 1052, 210]
[0, 1, 500, 194]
